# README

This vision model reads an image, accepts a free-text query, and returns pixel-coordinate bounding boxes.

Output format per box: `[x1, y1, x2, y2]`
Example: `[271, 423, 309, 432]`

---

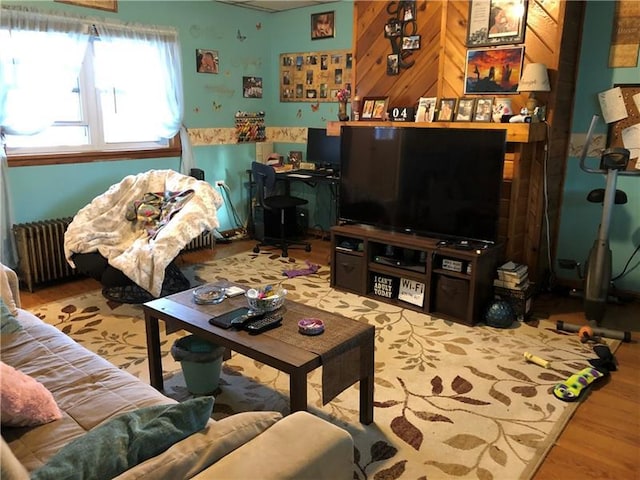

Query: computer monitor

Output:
[305, 127, 341, 171]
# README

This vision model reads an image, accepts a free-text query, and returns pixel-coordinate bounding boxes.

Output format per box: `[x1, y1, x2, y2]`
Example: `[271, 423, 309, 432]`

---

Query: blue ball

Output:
[485, 300, 516, 328]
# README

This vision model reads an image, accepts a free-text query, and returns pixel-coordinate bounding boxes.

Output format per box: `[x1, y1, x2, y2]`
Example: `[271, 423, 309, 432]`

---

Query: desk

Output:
[246, 169, 339, 239]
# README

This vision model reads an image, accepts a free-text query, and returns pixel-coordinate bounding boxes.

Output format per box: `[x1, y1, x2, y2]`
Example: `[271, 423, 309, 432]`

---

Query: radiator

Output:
[13, 217, 77, 292]
[184, 231, 215, 251]
[13, 217, 214, 292]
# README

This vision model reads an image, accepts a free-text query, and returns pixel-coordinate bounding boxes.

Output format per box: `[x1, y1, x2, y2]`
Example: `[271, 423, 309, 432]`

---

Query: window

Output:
[1, 8, 183, 166]
[6, 42, 170, 156]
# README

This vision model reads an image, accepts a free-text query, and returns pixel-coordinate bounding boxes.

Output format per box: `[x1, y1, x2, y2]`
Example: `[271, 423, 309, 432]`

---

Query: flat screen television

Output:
[306, 127, 341, 170]
[338, 126, 506, 244]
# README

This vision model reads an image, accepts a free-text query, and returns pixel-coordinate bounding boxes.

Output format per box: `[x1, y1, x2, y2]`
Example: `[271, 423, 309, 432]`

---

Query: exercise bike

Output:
[559, 114, 639, 340]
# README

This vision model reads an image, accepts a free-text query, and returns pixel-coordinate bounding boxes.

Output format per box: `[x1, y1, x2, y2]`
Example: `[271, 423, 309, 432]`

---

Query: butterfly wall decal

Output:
[237, 29, 246, 41]
[310, 102, 319, 112]
[212, 101, 222, 111]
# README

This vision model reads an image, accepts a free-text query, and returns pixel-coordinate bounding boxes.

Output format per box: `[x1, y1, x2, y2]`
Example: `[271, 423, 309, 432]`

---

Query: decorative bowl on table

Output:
[192, 284, 226, 305]
[246, 286, 287, 313]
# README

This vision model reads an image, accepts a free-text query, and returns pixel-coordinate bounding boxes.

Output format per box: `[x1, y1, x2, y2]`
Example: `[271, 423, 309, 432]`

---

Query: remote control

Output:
[230, 310, 264, 327]
[245, 312, 283, 334]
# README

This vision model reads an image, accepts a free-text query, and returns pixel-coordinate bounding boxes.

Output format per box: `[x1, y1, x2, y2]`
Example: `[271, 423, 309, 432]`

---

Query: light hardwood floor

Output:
[18, 237, 640, 480]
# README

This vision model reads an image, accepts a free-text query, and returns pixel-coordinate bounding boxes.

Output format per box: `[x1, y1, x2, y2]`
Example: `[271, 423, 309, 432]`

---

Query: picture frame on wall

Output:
[311, 11, 335, 40]
[361, 97, 389, 120]
[464, 46, 524, 95]
[473, 98, 494, 122]
[243, 76, 263, 98]
[402, 35, 421, 50]
[384, 20, 402, 38]
[387, 54, 399, 75]
[466, 0, 528, 47]
[196, 49, 219, 74]
[455, 98, 476, 121]
[436, 98, 457, 122]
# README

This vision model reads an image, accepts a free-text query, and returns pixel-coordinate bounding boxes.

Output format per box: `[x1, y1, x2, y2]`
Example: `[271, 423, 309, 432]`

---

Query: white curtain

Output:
[0, 7, 91, 135]
[0, 137, 18, 268]
[92, 21, 194, 174]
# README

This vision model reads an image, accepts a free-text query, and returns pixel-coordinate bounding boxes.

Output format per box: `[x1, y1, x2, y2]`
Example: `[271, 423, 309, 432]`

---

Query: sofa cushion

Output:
[0, 361, 62, 427]
[31, 396, 214, 480]
[1, 299, 22, 334]
[2, 311, 180, 471]
[116, 410, 283, 480]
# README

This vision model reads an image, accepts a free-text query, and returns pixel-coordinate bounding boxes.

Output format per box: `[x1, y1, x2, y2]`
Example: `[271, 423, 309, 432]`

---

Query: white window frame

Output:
[6, 41, 171, 158]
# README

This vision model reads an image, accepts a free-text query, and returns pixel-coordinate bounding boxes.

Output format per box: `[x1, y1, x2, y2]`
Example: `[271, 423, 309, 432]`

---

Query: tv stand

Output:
[330, 224, 503, 326]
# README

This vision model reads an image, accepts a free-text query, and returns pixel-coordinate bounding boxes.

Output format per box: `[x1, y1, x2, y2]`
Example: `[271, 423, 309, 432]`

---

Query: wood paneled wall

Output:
[351, 0, 585, 282]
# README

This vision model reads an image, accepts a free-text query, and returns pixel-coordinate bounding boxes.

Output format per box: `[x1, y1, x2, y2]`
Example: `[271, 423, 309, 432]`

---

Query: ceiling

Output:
[217, 1, 337, 13]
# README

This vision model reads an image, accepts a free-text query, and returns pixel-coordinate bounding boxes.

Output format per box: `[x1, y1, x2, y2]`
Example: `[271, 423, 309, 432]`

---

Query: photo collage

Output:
[279, 49, 352, 102]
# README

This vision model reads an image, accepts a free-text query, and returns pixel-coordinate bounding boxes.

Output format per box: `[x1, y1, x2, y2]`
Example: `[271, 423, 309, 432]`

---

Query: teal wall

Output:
[6, 1, 639, 292]
[556, 1, 640, 293]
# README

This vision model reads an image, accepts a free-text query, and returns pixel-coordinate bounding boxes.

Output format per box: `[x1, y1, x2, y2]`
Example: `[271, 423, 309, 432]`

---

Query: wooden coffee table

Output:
[142, 283, 375, 424]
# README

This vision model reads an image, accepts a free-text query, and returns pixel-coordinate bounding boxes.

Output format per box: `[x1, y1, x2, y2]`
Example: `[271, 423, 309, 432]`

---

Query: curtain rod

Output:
[0, 4, 177, 36]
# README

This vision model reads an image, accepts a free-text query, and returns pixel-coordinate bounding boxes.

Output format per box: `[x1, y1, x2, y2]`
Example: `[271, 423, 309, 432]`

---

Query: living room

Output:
[1, 1, 639, 479]
[2, 0, 639, 296]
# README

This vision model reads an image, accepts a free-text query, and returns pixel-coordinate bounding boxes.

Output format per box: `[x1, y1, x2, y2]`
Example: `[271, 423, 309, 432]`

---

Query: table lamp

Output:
[517, 63, 550, 117]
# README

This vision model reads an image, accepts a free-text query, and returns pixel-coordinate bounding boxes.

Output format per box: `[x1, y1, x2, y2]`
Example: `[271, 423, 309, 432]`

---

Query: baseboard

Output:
[553, 277, 640, 302]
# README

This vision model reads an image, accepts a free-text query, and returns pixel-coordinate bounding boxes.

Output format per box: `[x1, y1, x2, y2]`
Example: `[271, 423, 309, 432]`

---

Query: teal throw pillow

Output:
[0, 299, 22, 334]
[31, 396, 214, 480]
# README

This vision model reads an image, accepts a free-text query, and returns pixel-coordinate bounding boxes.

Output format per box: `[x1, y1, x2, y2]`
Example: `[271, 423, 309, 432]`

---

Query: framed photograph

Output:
[384, 20, 402, 38]
[464, 46, 524, 94]
[311, 11, 335, 40]
[402, 35, 421, 50]
[387, 54, 399, 75]
[196, 49, 219, 74]
[436, 98, 457, 122]
[361, 97, 389, 120]
[455, 98, 476, 121]
[55, 0, 117, 12]
[474, 98, 494, 122]
[242, 76, 262, 98]
[466, 0, 528, 47]
[415, 97, 438, 122]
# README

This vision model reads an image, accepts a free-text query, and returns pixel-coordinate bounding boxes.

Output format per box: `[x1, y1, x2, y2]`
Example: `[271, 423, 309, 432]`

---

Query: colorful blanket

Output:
[64, 169, 224, 297]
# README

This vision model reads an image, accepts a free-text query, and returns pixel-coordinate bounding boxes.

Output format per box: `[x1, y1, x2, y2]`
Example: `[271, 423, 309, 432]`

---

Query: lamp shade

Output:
[517, 63, 550, 92]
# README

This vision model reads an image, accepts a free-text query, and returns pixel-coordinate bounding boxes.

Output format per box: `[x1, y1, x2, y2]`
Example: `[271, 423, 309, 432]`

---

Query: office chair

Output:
[251, 161, 311, 257]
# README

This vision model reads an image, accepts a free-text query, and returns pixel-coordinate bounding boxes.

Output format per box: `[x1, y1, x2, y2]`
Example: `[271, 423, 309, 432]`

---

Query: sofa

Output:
[0, 264, 354, 479]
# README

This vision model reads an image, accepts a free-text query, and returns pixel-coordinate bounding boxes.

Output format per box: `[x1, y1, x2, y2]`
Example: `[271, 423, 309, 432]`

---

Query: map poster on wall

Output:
[398, 278, 425, 307]
[280, 49, 352, 103]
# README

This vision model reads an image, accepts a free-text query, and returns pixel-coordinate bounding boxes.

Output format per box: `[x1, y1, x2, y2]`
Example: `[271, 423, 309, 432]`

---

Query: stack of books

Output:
[494, 261, 529, 290]
[493, 261, 534, 319]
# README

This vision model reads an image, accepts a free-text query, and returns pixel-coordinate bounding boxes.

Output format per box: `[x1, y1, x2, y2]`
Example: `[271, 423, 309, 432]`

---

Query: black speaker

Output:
[190, 168, 205, 180]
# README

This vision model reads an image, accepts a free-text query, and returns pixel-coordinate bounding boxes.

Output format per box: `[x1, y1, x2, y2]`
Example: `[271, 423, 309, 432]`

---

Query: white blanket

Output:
[64, 169, 224, 297]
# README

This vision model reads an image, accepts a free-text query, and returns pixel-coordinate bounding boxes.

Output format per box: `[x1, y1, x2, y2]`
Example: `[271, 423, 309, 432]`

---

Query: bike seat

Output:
[586, 188, 628, 204]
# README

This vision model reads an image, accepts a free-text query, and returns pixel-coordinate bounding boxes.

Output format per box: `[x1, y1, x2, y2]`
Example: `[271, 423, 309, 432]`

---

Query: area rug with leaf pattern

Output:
[31, 252, 619, 480]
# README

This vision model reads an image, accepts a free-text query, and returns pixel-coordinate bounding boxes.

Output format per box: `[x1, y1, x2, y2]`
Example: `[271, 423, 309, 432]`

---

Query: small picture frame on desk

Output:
[289, 151, 303, 168]
[436, 98, 457, 122]
[473, 98, 494, 122]
[361, 96, 389, 120]
[455, 98, 476, 121]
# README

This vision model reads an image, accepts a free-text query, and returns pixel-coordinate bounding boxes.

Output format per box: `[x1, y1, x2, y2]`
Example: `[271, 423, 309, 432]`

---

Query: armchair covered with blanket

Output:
[64, 169, 224, 301]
